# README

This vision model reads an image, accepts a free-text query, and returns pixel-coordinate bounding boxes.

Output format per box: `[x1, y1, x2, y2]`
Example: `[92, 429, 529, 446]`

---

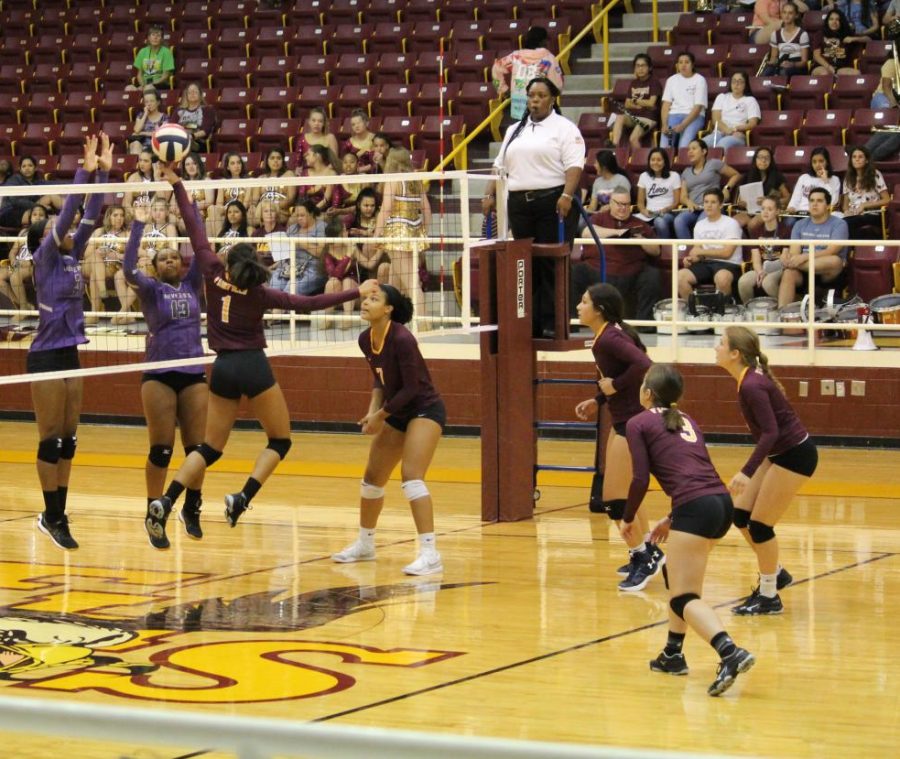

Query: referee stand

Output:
[479, 238, 607, 522]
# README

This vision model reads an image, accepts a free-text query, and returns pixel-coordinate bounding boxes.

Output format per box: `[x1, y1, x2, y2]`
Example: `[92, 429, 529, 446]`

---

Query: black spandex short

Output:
[613, 421, 628, 437]
[209, 350, 276, 400]
[26, 346, 80, 374]
[671, 493, 734, 539]
[768, 437, 818, 477]
[142, 370, 207, 394]
[386, 399, 447, 433]
[688, 260, 742, 286]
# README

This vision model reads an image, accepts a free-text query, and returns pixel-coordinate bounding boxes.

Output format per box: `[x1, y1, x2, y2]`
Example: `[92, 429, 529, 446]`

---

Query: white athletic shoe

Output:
[403, 551, 443, 576]
[331, 540, 376, 563]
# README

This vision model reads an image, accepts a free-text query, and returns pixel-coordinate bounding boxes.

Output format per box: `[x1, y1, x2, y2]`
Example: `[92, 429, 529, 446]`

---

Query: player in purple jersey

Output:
[623, 364, 755, 696]
[146, 163, 379, 549]
[332, 284, 445, 576]
[124, 202, 208, 543]
[26, 134, 113, 550]
[715, 326, 818, 615]
[574, 283, 665, 592]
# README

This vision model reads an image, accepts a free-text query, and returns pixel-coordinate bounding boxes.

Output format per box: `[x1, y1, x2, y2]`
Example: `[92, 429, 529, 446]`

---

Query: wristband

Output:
[561, 192, 573, 200]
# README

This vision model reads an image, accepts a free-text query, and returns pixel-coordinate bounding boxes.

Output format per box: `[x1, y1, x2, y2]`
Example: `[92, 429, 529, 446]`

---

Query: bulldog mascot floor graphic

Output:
[0, 561, 478, 704]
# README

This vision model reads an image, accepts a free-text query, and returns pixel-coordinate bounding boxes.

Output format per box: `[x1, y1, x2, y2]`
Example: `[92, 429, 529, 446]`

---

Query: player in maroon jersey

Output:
[331, 284, 445, 575]
[715, 326, 818, 615]
[574, 283, 665, 592]
[623, 364, 755, 697]
[146, 163, 379, 550]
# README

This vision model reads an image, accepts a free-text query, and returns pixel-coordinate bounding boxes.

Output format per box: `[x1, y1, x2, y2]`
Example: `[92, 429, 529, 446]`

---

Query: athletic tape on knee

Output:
[360, 480, 385, 500]
[401, 479, 430, 502]
[37, 437, 62, 464]
[59, 435, 77, 460]
[669, 592, 701, 620]
[748, 519, 776, 544]
[266, 437, 292, 460]
[148, 444, 173, 469]
[603, 499, 626, 521]
[197, 443, 223, 467]
[732, 508, 751, 529]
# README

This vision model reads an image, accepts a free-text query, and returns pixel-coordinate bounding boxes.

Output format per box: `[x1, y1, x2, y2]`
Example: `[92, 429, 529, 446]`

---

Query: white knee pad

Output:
[360, 480, 385, 499]
[401, 479, 430, 502]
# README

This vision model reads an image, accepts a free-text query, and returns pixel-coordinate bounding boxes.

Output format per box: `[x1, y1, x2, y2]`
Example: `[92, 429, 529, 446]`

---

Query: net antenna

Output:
[438, 36, 448, 330]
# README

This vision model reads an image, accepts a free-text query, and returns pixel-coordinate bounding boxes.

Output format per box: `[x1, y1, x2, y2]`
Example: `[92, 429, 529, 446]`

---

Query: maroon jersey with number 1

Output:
[359, 321, 441, 418]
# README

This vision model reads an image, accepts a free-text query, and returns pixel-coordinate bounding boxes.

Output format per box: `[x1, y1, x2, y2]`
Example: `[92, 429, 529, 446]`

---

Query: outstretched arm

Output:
[50, 136, 98, 247]
[123, 205, 153, 291]
[160, 163, 219, 274]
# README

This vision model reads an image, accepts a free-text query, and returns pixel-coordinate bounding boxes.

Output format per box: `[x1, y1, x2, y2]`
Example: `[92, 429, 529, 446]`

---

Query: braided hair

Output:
[499, 77, 563, 160]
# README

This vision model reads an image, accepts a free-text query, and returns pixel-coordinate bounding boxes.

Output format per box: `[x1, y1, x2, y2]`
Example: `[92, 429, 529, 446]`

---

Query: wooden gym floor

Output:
[0, 421, 897, 758]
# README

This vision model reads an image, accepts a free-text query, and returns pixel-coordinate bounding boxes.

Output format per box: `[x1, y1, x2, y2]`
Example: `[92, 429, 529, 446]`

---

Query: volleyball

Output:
[150, 123, 191, 162]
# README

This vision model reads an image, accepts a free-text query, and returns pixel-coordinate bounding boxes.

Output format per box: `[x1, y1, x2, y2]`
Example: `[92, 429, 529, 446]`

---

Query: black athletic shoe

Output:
[145, 496, 172, 550]
[618, 545, 664, 577]
[37, 513, 78, 550]
[224, 492, 249, 527]
[649, 651, 689, 676]
[777, 567, 793, 590]
[731, 589, 784, 615]
[708, 647, 755, 696]
[616, 556, 634, 577]
[179, 505, 203, 540]
[619, 553, 656, 592]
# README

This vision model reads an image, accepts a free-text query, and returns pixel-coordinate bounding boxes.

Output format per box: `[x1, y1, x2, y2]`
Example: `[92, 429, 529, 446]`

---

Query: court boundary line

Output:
[311, 553, 896, 723]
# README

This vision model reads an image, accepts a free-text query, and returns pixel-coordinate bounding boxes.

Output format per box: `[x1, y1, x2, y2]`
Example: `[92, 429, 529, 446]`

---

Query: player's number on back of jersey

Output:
[222, 295, 231, 324]
[680, 416, 698, 444]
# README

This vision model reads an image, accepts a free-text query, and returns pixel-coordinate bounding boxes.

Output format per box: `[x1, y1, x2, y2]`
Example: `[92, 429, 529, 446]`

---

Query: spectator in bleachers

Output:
[869, 50, 899, 109]
[884, 0, 900, 26]
[280, 199, 327, 296]
[83, 205, 129, 324]
[585, 150, 631, 215]
[208, 152, 252, 231]
[637, 148, 681, 239]
[674, 139, 742, 239]
[812, 10, 862, 75]
[371, 132, 393, 177]
[0, 159, 11, 185]
[321, 218, 357, 330]
[763, 3, 810, 79]
[678, 188, 744, 299]
[0, 204, 45, 319]
[296, 107, 340, 164]
[250, 147, 297, 227]
[341, 110, 377, 175]
[778, 187, 848, 305]
[172, 152, 215, 236]
[841, 145, 889, 239]
[786, 147, 842, 216]
[215, 200, 253, 263]
[172, 83, 217, 154]
[124, 150, 166, 214]
[577, 189, 661, 325]
[128, 88, 170, 155]
[733, 147, 791, 232]
[659, 52, 708, 150]
[491, 26, 565, 120]
[703, 72, 761, 150]
[753, 0, 788, 45]
[347, 188, 390, 283]
[829, 0, 879, 38]
[326, 152, 365, 219]
[0, 157, 61, 230]
[737, 194, 791, 302]
[609, 54, 661, 150]
[127, 24, 175, 92]
[303, 145, 340, 214]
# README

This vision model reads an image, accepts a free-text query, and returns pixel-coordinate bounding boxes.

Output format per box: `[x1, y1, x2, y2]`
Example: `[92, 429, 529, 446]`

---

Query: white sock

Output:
[419, 532, 436, 552]
[759, 572, 777, 598]
[629, 544, 648, 558]
[359, 527, 376, 546]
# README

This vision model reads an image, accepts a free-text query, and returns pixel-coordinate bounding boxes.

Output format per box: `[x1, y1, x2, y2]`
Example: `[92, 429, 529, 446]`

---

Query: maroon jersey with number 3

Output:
[358, 321, 441, 418]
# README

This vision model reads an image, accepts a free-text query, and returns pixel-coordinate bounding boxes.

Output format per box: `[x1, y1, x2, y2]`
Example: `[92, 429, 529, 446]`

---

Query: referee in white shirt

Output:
[484, 77, 585, 338]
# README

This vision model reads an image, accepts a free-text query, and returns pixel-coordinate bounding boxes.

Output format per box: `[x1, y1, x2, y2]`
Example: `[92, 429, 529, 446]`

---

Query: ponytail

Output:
[661, 402, 684, 433]
[227, 243, 270, 290]
[643, 365, 686, 432]
[586, 283, 647, 353]
[725, 326, 785, 395]
[757, 350, 785, 394]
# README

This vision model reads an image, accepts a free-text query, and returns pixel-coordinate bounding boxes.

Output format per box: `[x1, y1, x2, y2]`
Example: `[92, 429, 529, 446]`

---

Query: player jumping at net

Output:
[331, 284, 445, 576]
[575, 283, 665, 592]
[27, 134, 112, 550]
[715, 326, 818, 615]
[623, 364, 755, 697]
[146, 163, 379, 549]
[124, 202, 208, 542]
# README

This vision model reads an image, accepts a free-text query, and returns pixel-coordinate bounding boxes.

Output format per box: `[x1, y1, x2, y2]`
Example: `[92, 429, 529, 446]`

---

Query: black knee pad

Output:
[733, 508, 751, 529]
[603, 499, 626, 521]
[37, 437, 62, 464]
[59, 435, 77, 460]
[183, 443, 202, 457]
[266, 437, 292, 460]
[670, 592, 701, 620]
[197, 443, 223, 467]
[148, 444, 173, 469]
[748, 519, 776, 544]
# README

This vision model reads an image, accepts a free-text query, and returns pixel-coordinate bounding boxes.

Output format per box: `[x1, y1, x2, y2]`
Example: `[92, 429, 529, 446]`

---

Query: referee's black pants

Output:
[507, 188, 580, 338]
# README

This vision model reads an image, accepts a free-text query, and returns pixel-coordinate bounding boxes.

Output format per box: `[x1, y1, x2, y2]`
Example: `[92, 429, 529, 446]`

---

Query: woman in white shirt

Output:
[703, 72, 761, 151]
[637, 148, 681, 239]
[659, 52, 708, 149]
[841, 145, 889, 239]
[763, 3, 810, 79]
[787, 147, 842, 218]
